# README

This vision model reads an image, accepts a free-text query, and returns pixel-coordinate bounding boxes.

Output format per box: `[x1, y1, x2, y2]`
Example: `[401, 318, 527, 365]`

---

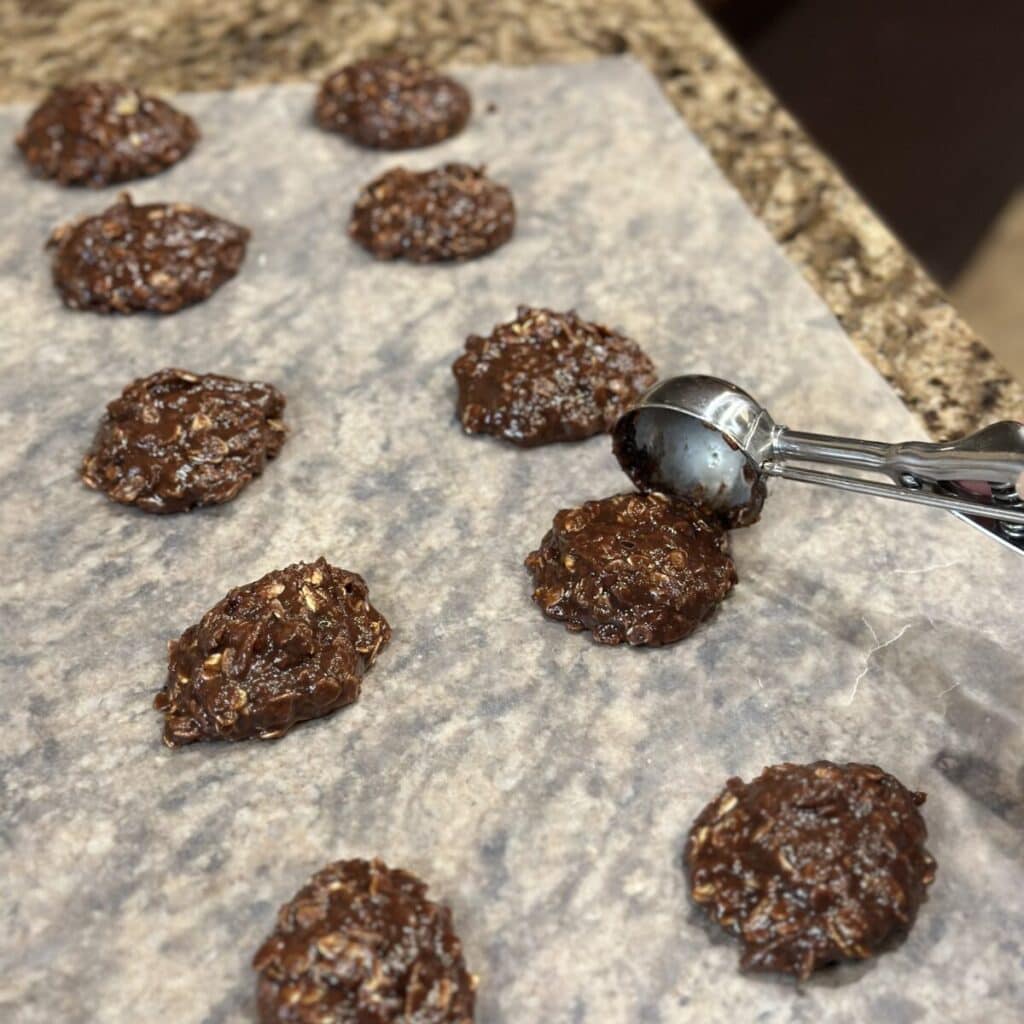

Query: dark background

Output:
[699, 0, 1024, 285]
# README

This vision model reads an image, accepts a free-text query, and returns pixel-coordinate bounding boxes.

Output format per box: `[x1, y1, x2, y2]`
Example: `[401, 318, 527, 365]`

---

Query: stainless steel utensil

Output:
[612, 375, 1024, 550]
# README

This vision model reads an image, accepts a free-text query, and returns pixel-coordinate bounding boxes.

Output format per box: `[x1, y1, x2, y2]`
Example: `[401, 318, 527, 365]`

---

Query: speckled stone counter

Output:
[1, 0, 1021, 438]
[1, 61, 1021, 1024]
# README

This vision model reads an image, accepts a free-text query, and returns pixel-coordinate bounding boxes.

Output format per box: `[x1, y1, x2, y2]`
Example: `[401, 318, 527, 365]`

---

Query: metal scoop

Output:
[612, 375, 1024, 550]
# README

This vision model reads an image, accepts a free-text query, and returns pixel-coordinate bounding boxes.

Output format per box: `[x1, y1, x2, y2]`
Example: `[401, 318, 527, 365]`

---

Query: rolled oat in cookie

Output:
[315, 56, 471, 149]
[524, 492, 736, 646]
[685, 761, 936, 980]
[16, 81, 198, 187]
[81, 368, 286, 514]
[349, 163, 514, 263]
[155, 558, 390, 748]
[253, 857, 476, 1023]
[48, 192, 249, 314]
[452, 307, 657, 446]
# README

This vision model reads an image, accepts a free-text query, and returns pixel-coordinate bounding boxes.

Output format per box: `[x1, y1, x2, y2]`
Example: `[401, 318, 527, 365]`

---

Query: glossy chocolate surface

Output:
[525, 492, 736, 646]
[17, 81, 198, 186]
[685, 761, 936, 979]
[49, 193, 249, 314]
[81, 368, 286, 514]
[316, 56, 470, 150]
[253, 858, 475, 1023]
[349, 163, 514, 263]
[453, 307, 657, 446]
[155, 559, 391, 747]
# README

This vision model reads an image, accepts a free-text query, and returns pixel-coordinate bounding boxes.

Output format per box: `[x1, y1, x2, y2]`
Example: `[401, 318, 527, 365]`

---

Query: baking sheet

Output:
[0, 58, 1021, 1023]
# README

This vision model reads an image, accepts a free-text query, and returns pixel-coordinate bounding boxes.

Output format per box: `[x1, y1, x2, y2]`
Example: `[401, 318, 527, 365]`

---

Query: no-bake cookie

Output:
[81, 368, 286, 514]
[315, 56, 471, 149]
[16, 81, 198, 187]
[452, 307, 657, 446]
[524, 491, 736, 646]
[349, 163, 514, 262]
[253, 857, 476, 1023]
[685, 761, 936, 980]
[154, 558, 390, 747]
[48, 193, 249, 313]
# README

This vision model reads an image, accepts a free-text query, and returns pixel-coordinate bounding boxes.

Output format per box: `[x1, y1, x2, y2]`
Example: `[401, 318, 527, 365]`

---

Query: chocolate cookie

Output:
[253, 858, 476, 1023]
[16, 81, 198, 187]
[155, 559, 390, 748]
[685, 761, 937, 980]
[524, 492, 736, 646]
[452, 307, 657, 446]
[48, 193, 249, 314]
[315, 56, 471, 149]
[349, 163, 514, 262]
[81, 368, 286, 514]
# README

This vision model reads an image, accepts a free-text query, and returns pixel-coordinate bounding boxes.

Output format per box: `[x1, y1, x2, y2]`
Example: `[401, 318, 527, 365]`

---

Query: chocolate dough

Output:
[452, 307, 657, 446]
[524, 492, 736, 646]
[253, 858, 476, 1023]
[349, 163, 514, 262]
[81, 368, 286, 514]
[16, 81, 198, 187]
[316, 56, 471, 149]
[685, 761, 937, 979]
[154, 558, 390, 747]
[49, 193, 249, 314]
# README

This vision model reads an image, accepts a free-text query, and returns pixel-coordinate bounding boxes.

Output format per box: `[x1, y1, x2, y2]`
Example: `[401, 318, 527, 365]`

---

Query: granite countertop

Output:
[1, 0, 1020, 438]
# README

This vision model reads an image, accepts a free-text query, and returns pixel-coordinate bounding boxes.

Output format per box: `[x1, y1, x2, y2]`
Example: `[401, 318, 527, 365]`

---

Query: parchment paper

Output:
[0, 58, 1021, 1024]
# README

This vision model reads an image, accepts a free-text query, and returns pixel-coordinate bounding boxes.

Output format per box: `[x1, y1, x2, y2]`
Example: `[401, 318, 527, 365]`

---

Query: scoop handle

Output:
[764, 464, 1024, 526]
[774, 422, 1024, 486]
